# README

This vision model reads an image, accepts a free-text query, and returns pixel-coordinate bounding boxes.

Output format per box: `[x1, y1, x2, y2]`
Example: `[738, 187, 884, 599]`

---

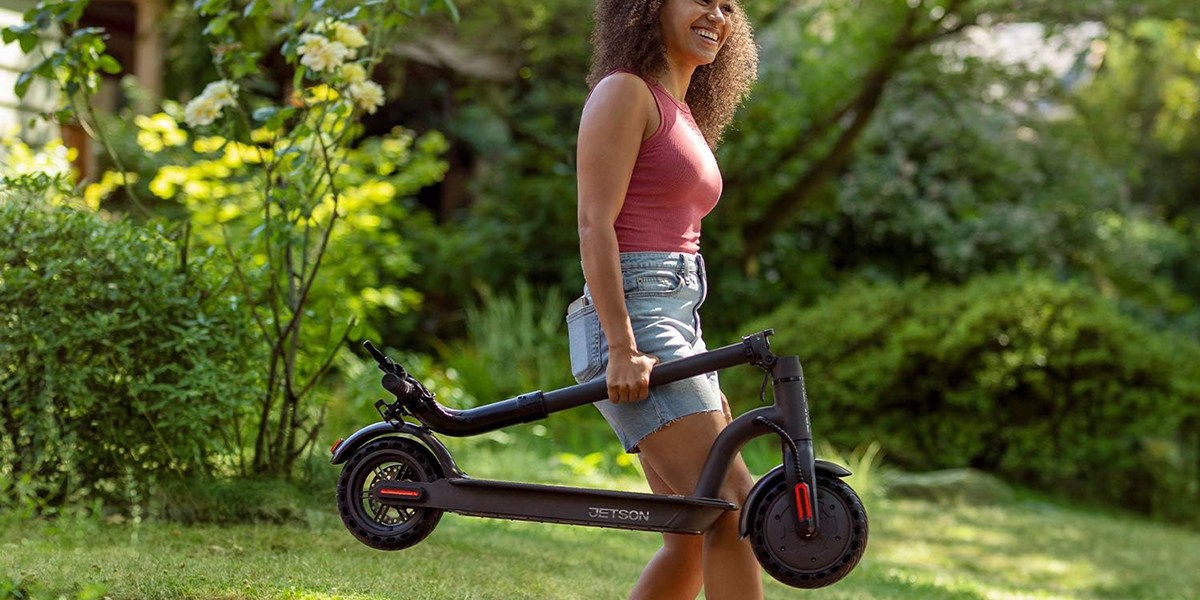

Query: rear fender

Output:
[738, 460, 852, 539]
[329, 421, 462, 477]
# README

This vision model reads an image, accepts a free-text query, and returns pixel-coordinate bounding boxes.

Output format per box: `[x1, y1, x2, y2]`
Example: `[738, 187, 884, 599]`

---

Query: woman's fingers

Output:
[606, 353, 656, 403]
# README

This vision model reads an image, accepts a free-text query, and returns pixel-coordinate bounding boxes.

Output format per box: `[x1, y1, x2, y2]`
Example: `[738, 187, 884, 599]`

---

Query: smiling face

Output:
[659, 0, 734, 68]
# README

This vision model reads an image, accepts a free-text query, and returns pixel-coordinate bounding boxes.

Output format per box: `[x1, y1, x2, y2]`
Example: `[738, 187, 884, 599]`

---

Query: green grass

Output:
[3, 488, 1199, 599]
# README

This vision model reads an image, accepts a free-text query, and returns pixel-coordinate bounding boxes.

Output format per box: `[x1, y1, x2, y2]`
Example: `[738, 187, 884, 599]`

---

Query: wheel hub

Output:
[761, 487, 854, 571]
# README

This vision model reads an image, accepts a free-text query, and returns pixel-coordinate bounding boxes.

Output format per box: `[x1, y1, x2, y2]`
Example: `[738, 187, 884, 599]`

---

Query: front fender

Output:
[738, 460, 852, 539]
[329, 420, 462, 476]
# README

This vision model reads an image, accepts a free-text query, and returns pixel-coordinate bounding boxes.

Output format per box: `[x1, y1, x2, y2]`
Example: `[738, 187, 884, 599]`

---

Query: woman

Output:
[566, 0, 760, 598]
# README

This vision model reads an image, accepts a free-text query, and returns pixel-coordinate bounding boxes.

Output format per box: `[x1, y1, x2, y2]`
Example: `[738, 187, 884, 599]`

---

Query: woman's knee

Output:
[720, 460, 755, 505]
[663, 532, 703, 556]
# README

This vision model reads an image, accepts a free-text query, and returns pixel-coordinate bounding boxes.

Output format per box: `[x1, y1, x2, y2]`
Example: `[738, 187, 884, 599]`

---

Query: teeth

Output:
[693, 28, 717, 42]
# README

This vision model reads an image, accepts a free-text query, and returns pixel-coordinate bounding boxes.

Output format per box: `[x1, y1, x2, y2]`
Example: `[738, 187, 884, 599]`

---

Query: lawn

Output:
[3, 490, 1199, 599]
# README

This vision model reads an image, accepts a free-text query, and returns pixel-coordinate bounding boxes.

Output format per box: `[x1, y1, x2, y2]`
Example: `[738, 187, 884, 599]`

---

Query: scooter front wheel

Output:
[337, 437, 444, 551]
[747, 474, 868, 588]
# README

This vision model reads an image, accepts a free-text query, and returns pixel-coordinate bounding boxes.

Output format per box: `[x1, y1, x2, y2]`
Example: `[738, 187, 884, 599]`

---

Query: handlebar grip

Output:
[381, 373, 415, 397]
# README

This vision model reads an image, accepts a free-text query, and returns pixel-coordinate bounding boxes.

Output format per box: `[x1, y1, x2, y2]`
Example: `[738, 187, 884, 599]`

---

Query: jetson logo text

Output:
[589, 506, 651, 521]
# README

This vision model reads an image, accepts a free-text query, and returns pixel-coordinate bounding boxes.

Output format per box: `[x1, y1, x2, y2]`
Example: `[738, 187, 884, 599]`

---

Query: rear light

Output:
[379, 488, 422, 498]
[330, 439, 344, 455]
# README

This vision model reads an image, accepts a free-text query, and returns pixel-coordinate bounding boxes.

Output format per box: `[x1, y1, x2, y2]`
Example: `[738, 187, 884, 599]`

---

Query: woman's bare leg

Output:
[628, 460, 703, 600]
[636, 411, 763, 600]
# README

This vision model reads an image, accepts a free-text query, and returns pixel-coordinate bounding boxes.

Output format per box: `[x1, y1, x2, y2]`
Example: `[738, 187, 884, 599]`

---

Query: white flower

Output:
[347, 81, 385, 114]
[297, 33, 351, 73]
[201, 80, 239, 109]
[184, 96, 222, 127]
[338, 63, 367, 84]
[333, 22, 368, 49]
[312, 18, 334, 34]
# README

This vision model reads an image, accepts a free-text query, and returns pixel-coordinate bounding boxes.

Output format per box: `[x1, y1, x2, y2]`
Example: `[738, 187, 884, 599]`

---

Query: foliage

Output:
[153, 476, 319, 525]
[705, 6, 1200, 336]
[351, 0, 1200, 348]
[728, 271, 1200, 523]
[1070, 19, 1200, 313]
[441, 280, 573, 404]
[2, 0, 142, 207]
[386, 0, 593, 336]
[4, 0, 456, 478]
[0, 197, 260, 514]
[816, 441, 891, 504]
[0, 133, 124, 210]
[162, 0, 454, 477]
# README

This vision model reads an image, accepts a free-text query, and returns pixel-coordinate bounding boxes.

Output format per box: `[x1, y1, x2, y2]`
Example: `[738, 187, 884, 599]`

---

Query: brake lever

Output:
[362, 340, 406, 376]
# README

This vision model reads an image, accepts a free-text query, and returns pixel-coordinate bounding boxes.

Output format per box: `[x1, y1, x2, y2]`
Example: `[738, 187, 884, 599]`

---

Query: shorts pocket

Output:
[622, 268, 685, 298]
[566, 299, 602, 383]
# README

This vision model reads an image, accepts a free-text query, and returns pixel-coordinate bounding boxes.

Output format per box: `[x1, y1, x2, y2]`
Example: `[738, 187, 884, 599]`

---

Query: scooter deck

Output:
[376, 476, 737, 534]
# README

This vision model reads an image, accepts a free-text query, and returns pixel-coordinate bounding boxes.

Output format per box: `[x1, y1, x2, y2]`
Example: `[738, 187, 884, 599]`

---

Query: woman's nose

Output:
[706, 5, 726, 24]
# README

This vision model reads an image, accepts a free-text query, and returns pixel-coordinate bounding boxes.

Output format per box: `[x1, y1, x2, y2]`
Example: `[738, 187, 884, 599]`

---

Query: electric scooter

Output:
[331, 329, 868, 589]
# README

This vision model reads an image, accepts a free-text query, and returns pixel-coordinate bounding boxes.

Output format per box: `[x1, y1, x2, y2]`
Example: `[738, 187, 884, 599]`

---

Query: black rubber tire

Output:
[747, 474, 869, 588]
[336, 437, 444, 551]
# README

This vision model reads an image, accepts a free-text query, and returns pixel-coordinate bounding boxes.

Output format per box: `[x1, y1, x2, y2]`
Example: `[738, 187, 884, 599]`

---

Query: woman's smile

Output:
[692, 26, 720, 45]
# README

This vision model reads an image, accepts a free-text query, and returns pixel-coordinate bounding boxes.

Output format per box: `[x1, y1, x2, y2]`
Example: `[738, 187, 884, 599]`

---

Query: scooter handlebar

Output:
[395, 329, 776, 437]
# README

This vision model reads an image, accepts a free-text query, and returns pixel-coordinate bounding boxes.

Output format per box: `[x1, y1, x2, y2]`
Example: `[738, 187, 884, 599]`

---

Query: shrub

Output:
[0, 198, 260, 512]
[727, 272, 1200, 522]
[448, 280, 575, 403]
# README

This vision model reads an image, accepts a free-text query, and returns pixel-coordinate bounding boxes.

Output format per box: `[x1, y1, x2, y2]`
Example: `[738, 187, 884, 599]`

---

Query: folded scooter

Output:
[331, 329, 868, 589]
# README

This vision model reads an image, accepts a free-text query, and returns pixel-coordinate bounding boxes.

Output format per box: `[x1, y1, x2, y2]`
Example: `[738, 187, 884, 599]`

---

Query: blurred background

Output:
[2, 0, 1198, 538]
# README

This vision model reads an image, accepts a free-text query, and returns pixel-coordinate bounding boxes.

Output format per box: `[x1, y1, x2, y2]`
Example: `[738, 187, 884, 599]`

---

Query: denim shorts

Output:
[565, 252, 722, 453]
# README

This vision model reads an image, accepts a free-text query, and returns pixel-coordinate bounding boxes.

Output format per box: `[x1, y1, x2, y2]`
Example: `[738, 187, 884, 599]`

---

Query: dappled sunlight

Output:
[881, 567, 1079, 599]
[869, 499, 1132, 597]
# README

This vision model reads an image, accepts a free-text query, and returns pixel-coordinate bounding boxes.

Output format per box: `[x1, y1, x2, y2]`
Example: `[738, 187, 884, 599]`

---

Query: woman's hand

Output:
[605, 349, 659, 403]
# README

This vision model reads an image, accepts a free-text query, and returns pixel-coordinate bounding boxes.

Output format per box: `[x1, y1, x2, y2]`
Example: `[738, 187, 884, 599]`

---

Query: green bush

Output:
[727, 272, 1200, 522]
[0, 198, 260, 513]
[439, 280, 575, 404]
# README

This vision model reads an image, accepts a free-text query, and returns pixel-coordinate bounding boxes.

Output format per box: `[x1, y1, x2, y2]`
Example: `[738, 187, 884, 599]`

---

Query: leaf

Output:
[63, 0, 86, 24]
[14, 71, 33, 99]
[440, 0, 460, 22]
[252, 106, 279, 123]
[19, 33, 38, 54]
[2, 22, 34, 44]
[97, 54, 121, 74]
[265, 106, 296, 130]
[193, 0, 227, 16]
[32, 58, 54, 77]
[202, 13, 236, 37]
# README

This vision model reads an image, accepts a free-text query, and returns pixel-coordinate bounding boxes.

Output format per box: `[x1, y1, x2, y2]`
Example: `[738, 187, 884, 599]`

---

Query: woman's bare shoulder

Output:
[583, 72, 657, 141]
[586, 71, 653, 112]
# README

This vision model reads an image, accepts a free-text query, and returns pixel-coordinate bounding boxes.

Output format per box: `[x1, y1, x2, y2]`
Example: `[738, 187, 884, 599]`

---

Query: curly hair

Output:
[586, 0, 758, 148]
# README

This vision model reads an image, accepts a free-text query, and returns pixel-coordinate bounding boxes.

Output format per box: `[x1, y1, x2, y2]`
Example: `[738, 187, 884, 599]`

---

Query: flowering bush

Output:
[183, 80, 239, 126]
[3, 0, 457, 478]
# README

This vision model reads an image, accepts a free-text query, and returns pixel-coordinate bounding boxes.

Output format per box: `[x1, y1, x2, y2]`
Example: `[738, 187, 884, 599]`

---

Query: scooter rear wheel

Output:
[747, 474, 868, 588]
[337, 437, 444, 551]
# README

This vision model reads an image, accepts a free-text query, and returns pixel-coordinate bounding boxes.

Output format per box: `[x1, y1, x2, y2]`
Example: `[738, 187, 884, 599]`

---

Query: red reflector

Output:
[330, 439, 344, 455]
[379, 488, 422, 498]
[794, 483, 813, 521]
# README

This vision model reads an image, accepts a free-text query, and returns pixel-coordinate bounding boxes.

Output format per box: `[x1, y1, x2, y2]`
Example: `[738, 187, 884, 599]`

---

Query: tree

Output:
[720, 0, 1200, 261]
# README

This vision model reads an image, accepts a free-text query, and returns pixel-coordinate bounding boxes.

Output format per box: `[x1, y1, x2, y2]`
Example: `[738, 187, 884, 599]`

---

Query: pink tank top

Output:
[611, 74, 722, 254]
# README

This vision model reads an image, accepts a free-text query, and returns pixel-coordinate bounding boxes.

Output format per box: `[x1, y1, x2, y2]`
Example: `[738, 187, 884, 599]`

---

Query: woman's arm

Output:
[576, 73, 659, 403]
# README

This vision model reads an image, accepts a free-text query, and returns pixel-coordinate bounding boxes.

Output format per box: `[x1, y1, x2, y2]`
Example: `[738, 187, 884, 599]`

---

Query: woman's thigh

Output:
[636, 411, 753, 503]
